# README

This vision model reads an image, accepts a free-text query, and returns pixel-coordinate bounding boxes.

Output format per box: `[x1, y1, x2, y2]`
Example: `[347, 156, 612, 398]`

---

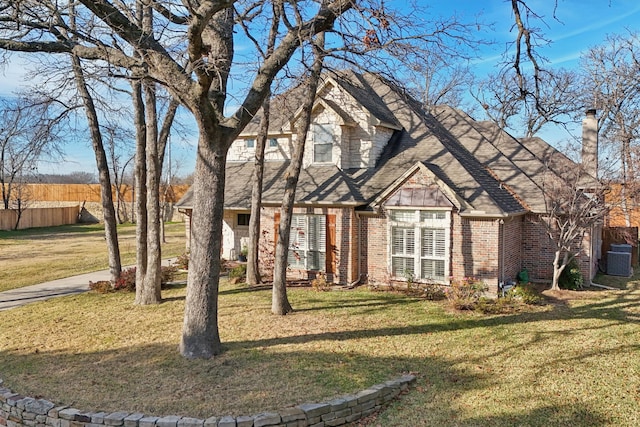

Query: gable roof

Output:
[178, 71, 585, 217]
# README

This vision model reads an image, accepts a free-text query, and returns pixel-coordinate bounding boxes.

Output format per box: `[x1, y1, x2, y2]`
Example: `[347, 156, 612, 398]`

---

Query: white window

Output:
[288, 214, 326, 270]
[389, 209, 450, 282]
[245, 138, 255, 148]
[269, 138, 278, 147]
[312, 123, 333, 163]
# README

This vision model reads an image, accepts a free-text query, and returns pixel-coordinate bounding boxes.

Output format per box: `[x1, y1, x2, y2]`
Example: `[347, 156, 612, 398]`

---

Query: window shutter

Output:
[434, 229, 446, 258]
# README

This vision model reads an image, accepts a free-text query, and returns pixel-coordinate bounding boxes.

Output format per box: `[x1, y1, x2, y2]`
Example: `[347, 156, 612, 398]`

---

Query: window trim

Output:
[312, 123, 333, 163]
[387, 208, 450, 283]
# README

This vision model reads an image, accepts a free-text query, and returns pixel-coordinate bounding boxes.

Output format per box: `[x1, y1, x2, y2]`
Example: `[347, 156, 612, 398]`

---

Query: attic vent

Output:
[607, 251, 632, 277]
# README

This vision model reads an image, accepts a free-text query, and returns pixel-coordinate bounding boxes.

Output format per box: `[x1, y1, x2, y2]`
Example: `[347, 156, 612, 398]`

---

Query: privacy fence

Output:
[0, 184, 190, 230]
[0, 206, 80, 231]
[21, 184, 189, 203]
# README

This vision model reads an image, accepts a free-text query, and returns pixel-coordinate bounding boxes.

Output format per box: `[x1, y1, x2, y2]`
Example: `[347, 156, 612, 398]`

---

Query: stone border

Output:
[0, 375, 415, 427]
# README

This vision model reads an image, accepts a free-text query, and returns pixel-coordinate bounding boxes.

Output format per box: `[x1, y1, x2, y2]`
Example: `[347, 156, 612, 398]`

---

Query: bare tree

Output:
[103, 122, 135, 223]
[241, 2, 281, 286]
[0, 0, 559, 358]
[272, 33, 326, 315]
[473, 67, 581, 137]
[0, 96, 64, 210]
[580, 31, 640, 226]
[539, 165, 607, 291]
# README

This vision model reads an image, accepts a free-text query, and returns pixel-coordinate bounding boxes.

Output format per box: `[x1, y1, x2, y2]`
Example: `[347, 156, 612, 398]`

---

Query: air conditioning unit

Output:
[610, 244, 632, 253]
[607, 251, 632, 277]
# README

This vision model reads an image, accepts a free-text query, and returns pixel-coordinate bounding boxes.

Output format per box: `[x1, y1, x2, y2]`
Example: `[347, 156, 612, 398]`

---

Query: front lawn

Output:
[0, 222, 187, 292]
[1, 277, 639, 426]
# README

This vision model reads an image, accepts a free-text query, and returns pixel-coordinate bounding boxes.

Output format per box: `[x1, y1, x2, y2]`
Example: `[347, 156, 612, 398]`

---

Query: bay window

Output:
[389, 209, 450, 282]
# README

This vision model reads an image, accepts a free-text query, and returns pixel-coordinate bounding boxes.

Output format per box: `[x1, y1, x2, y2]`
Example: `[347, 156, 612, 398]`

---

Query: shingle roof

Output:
[178, 71, 583, 217]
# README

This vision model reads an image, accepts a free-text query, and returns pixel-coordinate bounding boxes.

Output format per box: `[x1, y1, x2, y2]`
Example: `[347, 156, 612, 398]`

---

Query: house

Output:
[176, 71, 601, 294]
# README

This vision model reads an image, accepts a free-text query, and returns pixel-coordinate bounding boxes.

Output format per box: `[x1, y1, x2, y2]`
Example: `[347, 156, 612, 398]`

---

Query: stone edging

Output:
[0, 375, 415, 427]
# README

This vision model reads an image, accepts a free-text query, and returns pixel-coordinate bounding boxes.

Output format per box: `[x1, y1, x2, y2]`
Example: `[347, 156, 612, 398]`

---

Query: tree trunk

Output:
[272, 33, 325, 315]
[133, 78, 150, 304]
[141, 82, 163, 303]
[70, 53, 122, 283]
[551, 250, 569, 291]
[247, 94, 270, 285]
[180, 128, 227, 358]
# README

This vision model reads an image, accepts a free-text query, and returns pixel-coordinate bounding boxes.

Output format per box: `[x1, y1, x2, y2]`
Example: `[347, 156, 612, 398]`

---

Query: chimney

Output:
[581, 108, 598, 178]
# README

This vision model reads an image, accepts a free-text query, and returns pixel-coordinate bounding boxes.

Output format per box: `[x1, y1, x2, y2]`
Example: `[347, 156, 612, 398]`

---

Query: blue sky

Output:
[1, 0, 639, 176]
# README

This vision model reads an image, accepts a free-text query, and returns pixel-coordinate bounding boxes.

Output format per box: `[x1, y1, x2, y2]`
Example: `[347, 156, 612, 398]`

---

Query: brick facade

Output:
[258, 206, 357, 285]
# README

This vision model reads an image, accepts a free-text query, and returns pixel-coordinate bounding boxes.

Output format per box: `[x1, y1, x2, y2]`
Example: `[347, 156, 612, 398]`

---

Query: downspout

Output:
[499, 218, 505, 285]
[348, 210, 362, 288]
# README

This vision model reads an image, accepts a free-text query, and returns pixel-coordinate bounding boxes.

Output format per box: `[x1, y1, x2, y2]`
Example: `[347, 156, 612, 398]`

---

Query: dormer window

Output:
[312, 123, 333, 163]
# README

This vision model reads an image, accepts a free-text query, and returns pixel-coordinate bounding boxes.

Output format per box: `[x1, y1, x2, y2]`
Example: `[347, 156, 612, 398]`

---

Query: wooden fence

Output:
[20, 184, 189, 203]
[602, 226, 639, 267]
[0, 206, 80, 231]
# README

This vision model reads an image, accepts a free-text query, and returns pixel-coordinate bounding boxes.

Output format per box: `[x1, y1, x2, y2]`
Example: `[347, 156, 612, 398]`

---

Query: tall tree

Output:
[0, 0, 550, 358]
[0, 96, 63, 211]
[580, 31, 640, 226]
[67, 2, 122, 282]
[272, 32, 326, 315]
[242, 2, 281, 286]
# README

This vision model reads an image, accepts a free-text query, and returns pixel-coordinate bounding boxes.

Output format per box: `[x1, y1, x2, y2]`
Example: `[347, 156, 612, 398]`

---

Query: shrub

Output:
[114, 267, 136, 292]
[174, 253, 189, 270]
[229, 264, 246, 283]
[510, 284, 545, 305]
[89, 280, 113, 294]
[161, 265, 178, 285]
[311, 271, 331, 291]
[559, 258, 584, 290]
[445, 277, 488, 310]
[422, 282, 446, 300]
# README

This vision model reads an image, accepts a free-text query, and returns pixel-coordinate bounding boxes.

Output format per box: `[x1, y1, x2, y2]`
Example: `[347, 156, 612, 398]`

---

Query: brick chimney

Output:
[581, 109, 598, 178]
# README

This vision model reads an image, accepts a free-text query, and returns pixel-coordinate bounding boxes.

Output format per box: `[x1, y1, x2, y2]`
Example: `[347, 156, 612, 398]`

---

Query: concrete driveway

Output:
[0, 259, 177, 311]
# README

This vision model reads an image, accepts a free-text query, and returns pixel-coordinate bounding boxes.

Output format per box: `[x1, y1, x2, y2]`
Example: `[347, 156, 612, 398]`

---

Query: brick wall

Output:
[502, 217, 523, 284]
[451, 216, 500, 294]
[259, 207, 356, 284]
[360, 213, 388, 287]
[521, 214, 594, 283]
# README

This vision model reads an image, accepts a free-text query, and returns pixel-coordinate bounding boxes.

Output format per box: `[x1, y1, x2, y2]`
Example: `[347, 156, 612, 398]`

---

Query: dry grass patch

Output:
[0, 223, 186, 292]
[1, 277, 640, 426]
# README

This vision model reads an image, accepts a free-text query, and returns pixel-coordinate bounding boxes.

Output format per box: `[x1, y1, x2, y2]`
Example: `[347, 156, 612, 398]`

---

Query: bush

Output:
[89, 280, 113, 294]
[114, 267, 136, 292]
[559, 259, 584, 290]
[510, 284, 545, 305]
[229, 264, 246, 283]
[422, 282, 446, 300]
[445, 277, 488, 310]
[174, 253, 189, 270]
[311, 271, 331, 291]
[161, 265, 178, 285]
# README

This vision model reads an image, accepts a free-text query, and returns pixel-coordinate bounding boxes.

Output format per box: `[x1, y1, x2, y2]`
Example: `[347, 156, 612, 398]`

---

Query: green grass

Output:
[0, 222, 187, 292]
[1, 276, 639, 426]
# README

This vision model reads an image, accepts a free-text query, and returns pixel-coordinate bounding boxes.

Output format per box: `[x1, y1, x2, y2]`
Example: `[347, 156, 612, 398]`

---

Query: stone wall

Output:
[0, 375, 415, 427]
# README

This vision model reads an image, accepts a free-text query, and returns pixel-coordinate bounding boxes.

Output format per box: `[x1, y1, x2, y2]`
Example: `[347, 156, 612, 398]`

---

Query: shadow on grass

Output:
[2, 278, 639, 423]
[223, 284, 640, 351]
[0, 343, 480, 420]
